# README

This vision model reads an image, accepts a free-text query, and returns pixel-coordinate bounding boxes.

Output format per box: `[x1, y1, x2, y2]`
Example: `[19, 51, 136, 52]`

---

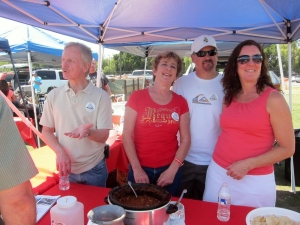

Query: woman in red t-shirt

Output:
[123, 52, 191, 196]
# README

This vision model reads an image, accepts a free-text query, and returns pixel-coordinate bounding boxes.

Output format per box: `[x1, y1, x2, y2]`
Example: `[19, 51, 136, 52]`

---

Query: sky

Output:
[0, 17, 119, 59]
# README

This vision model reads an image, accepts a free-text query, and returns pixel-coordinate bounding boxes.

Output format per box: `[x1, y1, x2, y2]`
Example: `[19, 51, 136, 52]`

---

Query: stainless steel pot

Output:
[108, 183, 171, 225]
[108, 196, 169, 225]
[87, 205, 126, 225]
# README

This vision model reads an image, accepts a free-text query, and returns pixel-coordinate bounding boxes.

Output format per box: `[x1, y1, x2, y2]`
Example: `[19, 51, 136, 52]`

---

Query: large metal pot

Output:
[108, 183, 172, 225]
[87, 205, 126, 225]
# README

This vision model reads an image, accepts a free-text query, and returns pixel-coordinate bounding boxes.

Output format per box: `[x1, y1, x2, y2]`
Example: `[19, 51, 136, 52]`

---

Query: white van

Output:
[12, 68, 68, 94]
[35, 69, 68, 93]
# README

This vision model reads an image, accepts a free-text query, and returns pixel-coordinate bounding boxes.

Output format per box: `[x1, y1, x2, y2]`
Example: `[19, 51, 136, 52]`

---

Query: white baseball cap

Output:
[191, 35, 217, 53]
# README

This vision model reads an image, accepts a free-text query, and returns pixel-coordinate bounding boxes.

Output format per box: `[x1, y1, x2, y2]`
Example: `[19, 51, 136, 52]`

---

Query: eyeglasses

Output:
[237, 54, 263, 64]
[194, 49, 218, 57]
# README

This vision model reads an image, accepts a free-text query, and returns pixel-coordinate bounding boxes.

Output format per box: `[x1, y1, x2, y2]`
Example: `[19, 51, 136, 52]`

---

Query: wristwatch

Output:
[85, 129, 91, 137]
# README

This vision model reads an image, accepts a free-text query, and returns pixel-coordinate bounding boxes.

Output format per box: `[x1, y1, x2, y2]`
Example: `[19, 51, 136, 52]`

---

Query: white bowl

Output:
[106, 129, 117, 146]
[246, 207, 300, 225]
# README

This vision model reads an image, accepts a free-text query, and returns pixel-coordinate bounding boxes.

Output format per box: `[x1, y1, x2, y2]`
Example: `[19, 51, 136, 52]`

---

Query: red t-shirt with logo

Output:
[126, 89, 189, 168]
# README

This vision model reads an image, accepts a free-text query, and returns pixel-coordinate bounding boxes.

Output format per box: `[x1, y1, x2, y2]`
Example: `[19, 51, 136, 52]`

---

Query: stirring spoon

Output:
[166, 189, 187, 214]
[127, 181, 138, 198]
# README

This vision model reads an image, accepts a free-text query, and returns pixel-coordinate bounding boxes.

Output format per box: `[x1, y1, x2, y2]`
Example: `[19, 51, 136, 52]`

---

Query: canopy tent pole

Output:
[276, 44, 285, 95]
[277, 43, 295, 193]
[142, 46, 150, 89]
[119, 52, 122, 77]
[96, 43, 104, 88]
[142, 57, 148, 89]
[27, 51, 40, 148]
[287, 42, 296, 194]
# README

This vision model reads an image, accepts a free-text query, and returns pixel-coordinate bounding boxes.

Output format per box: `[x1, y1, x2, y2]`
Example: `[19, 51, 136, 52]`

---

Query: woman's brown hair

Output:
[222, 40, 274, 106]
[152, 51, 182, 81]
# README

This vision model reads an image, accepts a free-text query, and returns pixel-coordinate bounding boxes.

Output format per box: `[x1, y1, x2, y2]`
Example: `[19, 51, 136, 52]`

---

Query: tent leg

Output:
[27, 51, 40, 148]
[96, 43, 104, 88]
[276, 44, 285, 94]
[143, 57, 148, 89]
[287, 43, 296, 194]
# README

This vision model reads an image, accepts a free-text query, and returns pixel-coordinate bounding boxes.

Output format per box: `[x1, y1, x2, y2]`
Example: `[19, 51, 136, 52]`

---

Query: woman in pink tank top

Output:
[203, 40, 295, 207]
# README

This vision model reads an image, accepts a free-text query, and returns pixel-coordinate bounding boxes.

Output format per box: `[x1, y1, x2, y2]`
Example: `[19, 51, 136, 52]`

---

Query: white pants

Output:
[203, 160, 276, 208]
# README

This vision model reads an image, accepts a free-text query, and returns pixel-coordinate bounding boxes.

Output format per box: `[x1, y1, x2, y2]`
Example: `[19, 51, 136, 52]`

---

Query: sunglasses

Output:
[194, 49, 218, 57]
[237, 54, 263, 64]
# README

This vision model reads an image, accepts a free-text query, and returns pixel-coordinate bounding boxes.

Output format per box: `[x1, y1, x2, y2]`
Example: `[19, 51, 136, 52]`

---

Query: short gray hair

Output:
[64, 42, 93, 76]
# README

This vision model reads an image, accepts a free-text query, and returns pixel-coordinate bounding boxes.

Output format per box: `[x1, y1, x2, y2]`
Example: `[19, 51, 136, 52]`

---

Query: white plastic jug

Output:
[50, 196, 84, 225]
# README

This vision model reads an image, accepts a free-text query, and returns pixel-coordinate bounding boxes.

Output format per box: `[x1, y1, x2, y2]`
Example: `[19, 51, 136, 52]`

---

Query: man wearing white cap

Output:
[173, 35, 224, 200]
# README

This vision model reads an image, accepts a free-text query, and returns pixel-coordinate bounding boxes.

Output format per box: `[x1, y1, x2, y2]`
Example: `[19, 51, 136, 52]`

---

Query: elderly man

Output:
[0, 95, 38, 225]
[40, 42, 112, 187]
[173, 35, 224, 200]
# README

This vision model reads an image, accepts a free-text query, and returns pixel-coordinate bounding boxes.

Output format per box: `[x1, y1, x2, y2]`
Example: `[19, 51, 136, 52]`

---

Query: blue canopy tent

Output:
[0, 37, 32, 125]
[0, 25, 98, 66]
[0, 0, 298, 191]
[0, 37, 11, 53]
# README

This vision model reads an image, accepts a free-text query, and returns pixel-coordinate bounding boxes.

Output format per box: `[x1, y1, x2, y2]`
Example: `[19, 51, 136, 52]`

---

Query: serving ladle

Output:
[166, 189, 187, 214]
[127, 181, 138, 198]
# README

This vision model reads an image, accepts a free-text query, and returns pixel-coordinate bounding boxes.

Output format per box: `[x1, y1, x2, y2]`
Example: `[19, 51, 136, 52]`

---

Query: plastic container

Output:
[217, 182, 231, 222]
[50, 196, 84, 225]
[59, 175, 70, 191]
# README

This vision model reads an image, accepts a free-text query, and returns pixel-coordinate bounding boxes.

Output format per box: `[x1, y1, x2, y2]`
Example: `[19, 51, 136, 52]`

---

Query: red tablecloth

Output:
[30, 140, 129, 194]
[37, 183, 255, 225]
[14, 117, 37, 148]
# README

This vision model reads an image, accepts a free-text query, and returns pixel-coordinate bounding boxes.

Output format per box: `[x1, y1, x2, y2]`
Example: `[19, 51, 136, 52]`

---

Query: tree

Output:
[264, 40, 300, 76]
[112, 52, 153, 74]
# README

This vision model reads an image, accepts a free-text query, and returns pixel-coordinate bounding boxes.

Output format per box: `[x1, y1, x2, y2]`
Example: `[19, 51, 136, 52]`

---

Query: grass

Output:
[275, 161, 300, 212]
[26, 84, 300, 211]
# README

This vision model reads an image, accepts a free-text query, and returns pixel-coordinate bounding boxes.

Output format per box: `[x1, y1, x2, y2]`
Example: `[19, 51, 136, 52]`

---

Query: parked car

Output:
[127, 69, 153, 86]
[0, 72, 14, 89]
[291, 75, 296, 82]
[11, 68, 31, 91]
[0, 72, 14, 82]
[295, 75, 300, 83]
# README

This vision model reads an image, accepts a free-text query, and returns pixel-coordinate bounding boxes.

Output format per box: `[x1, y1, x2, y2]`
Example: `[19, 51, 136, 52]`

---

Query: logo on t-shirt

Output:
[140, 107, 179, 126]
[192, 94, 211, 105]
[192, 93, 219, 105]
[85, 102, 95, 112]
[171, 112, 179, 121]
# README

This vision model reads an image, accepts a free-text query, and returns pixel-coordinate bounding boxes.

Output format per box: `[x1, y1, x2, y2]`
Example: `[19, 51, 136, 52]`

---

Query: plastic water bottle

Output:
[217, 182, 231, 222]
[50, 196, 84, 225]
[59, 175, 70, 191]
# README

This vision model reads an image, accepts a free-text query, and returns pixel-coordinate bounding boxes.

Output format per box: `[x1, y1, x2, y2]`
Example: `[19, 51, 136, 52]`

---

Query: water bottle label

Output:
[220, 198, 228, 205]
[51, 220, 66, 225]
